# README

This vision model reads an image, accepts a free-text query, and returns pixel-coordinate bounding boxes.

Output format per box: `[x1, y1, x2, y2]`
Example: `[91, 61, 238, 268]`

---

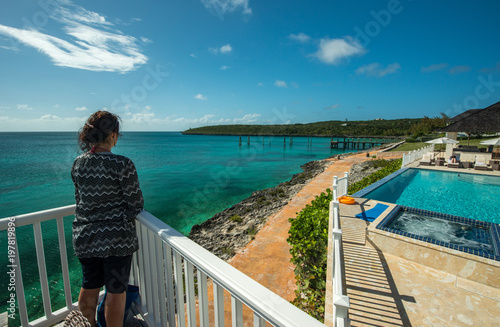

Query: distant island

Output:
[182, 117, 446, 138]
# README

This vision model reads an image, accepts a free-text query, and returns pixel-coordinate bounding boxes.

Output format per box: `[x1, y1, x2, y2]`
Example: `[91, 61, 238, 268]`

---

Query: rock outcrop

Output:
[189, 160, 332, 260]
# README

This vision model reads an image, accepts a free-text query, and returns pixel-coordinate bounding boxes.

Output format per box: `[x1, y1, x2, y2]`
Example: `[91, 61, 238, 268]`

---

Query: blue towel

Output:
[355, 203, 389, 222]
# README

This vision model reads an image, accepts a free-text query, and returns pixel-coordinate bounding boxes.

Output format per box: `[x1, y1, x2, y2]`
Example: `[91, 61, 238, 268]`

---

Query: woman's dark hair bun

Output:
[78, 111, 120, 152]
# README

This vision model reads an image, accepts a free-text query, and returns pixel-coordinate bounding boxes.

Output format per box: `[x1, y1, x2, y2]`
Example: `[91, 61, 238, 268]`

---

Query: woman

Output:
[72, 111, 143, 326]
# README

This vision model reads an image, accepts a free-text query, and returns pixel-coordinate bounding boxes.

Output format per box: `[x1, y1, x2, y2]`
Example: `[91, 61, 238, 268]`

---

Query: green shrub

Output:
[348, 158, 402, 195]
[287, 158, 402, 319]
[287, 189, 331, 320]
[229, 214, 243, 223]
[221, 246, 235, 256]
[405, 137, 418, 143]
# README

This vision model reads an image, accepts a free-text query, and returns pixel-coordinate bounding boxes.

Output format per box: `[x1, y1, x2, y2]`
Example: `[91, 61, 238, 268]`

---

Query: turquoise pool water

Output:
[361, 168, 500, 224]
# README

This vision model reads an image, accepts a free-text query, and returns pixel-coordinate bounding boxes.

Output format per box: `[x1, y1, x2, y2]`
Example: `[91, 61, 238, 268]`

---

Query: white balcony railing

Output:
[332, 172, 349, 200]
[0, 206, 326, 327]
[330, 174, 350, 327]
[401, 144, 435, 167]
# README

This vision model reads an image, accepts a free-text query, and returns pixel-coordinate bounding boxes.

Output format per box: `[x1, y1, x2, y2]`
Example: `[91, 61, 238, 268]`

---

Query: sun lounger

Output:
[474, 163, 492, 171]
[475, 156, 492, 171]
[419, 154, 433, 166]
[355, 203, 389, 222]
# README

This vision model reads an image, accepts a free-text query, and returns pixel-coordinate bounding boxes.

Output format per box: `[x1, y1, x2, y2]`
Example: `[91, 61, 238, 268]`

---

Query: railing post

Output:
[333, 176, 339, 199]
[13, 230, 29, 327]
[332, 294, 350, 326]
[33, 222, 52, 318]
[343, 172, 349, 195]
[56, 217, 73, 309]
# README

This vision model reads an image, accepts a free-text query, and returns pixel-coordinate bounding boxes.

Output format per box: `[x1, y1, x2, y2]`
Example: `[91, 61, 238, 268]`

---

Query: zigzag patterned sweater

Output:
[71, 152, 144, 258]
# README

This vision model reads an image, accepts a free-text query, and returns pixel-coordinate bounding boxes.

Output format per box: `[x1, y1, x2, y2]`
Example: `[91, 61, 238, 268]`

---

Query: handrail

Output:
[0, 205, 77, 327]
[1, 205, 326, 327]
[329, 175, 350, 327]
[134, 210, 326, 327]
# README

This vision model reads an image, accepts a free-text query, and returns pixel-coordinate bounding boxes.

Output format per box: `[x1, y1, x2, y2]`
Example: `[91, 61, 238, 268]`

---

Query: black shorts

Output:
[79, 255, 133, 293]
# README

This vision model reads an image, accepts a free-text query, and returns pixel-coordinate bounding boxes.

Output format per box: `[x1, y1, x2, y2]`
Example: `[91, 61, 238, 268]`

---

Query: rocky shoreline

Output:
[188, 147, 393, 261]
[189, 159, 332, 260]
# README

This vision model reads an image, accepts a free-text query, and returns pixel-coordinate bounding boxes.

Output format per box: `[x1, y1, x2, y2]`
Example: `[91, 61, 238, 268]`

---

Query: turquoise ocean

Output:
[0, 132, 374, 322]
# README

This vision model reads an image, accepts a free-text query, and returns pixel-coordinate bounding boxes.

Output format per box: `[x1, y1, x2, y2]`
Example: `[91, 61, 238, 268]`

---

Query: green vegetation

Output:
[407, 114, 448, 139]
[229, 214, 243, 223]
[287, 189, 332, 320]
[390, 141, 428, 152]
[183, 118, 422, 137]
[392, 136, 497, 152]
[287, 158, 402, 319]
[348, 159, 402, 195]
[221, 246, 235, 256]
[246, 226, 258, 239]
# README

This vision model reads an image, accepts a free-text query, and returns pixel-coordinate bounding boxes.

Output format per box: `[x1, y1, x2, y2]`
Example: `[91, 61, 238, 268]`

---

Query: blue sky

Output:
[1, 0, 500, 131]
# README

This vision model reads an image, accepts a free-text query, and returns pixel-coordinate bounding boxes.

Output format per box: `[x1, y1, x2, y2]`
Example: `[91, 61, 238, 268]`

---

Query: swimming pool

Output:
[354, 168, 500, 224]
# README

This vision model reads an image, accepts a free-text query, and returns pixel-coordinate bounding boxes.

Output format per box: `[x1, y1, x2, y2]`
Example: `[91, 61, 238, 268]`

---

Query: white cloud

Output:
[313, 37, 365, 65]
[190, 53, 197, 58]
[220, 65, 230, 70]
[75, 106, 88, 111]
[257, 82, 264, 87]
[210, 44, 232, 55]
[480, 62, 500, 73]
[201, 0, 252, 17]
[449, 65, 471, 75]
[0, 0, 147, 73]
[220, 44, 232, 53]
[172, 114, 215, 124]
[421, 63, 448, 73]
[0, 108, 265, 131]
[17, 104, 33, 110]
[129, 108, 155, 123]
[40, 114, 62, 121]
[140, 37, 152, 44]
[356, 63, 401, 77]
[289, 33, 311, 43]
[274, 80, 287, 88]
[53, 1, 111, 26]
[0, 44, 19, 51]
[0, 114, 86, 131]
[325, 104, 340, 110]
[234, 113, 260, 123]
[195, 94, 208, 100]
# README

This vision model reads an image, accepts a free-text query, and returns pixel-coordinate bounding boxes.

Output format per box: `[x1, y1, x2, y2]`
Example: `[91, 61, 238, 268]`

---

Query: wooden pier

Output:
[239, 136, 395, 149]
[330, 137, 392, 149]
